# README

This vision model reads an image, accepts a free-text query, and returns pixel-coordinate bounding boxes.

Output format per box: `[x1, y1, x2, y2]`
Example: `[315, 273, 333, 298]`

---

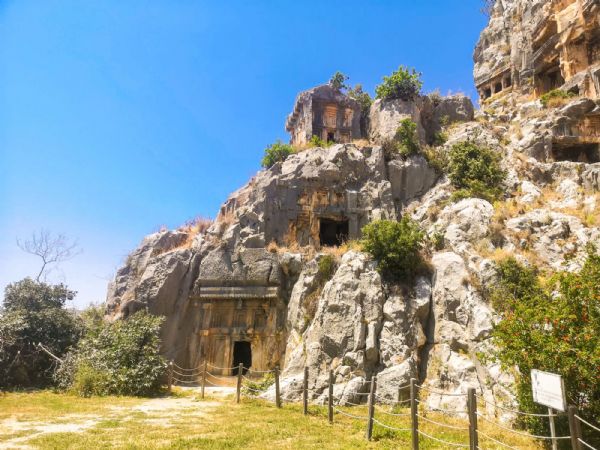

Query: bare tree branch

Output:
[16, 229, 81, 281]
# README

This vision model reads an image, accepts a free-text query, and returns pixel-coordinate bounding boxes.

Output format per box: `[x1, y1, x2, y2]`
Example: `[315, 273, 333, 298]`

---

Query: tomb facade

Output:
[285, 84, 363, 146]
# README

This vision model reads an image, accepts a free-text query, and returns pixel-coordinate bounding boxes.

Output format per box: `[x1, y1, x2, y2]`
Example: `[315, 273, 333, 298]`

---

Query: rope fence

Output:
[166, 361, 599, 450]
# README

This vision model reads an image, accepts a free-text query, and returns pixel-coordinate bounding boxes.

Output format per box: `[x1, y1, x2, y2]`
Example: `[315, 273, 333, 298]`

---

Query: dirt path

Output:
[0, 387, 234, 450]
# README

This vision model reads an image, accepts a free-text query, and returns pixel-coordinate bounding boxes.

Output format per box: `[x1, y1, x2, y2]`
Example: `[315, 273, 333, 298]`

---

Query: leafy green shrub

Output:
[0, 279, 83, 390]
[329, 71, 349, 91]
[348, 84, 372, 113]
[242, 373, 274, 396]
[261, 140, 295, 168]
[348, 83, 373, 137]
[395, 119, 420, 157]
[382, 119, 421, 160]
[430, 232, 445, 251]
[62, 311, 167, 397]
[432, 130, 448, 147]
[308, 135, 333, 148]
[70, 363, 110, 397]
[540, 89, 576, 108]
[447, 141, 506, 202]
[422, 145, 449, 174]
[375, 66, 423, 101]
[489, 248, 600, 444]
[361, 217, 425, 281]
[317, 254, 337, 282]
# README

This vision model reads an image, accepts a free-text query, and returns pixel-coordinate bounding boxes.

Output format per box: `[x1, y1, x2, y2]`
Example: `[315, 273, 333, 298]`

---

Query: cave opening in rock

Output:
[552, 143, 600, 163]
[232, 341, 252, 375]
[319, 218, 349, 247]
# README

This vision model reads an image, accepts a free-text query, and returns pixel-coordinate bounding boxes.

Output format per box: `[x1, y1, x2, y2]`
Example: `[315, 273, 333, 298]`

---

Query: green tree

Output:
[447, 141, 506, 202]
[490, 250, 600, 444]
[0, 278, 83, 389]
[361, 217, 425, 281]
[395, 119, 420, 157]
[348, 83, 373, 137]
[65, 311, 167, 397]
[375, 66, 423, 101]
[261, 140, 295, 168]
[329, 71, 349, 91]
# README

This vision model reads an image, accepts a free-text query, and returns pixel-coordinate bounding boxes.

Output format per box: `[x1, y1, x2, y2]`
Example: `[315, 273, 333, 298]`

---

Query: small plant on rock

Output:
[261, 140, 295, 168]
[540, 89, 576, 108]
[382, 119, 421, 160]
[375, 66, 423, 101]
[361, 217, 425, 281]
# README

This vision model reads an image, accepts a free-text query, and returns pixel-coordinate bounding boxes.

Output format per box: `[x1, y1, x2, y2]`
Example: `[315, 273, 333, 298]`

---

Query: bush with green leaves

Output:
[348, 83, 373, 137]
[261, 140, 295, 168]
[361, 217, 425, 281]
[317, 254, 337, 282]
[63, 310, 167, 397]
[447, 141, 506, 202]
[375, 66, 423, 101]
[308, 135, 333, 148]
[382, 119, 421, 160]
[540, 89, 576, 108]
[0, 278, 83, 390]
[489, 249, 600, 444]
[329, 71, 349, 91]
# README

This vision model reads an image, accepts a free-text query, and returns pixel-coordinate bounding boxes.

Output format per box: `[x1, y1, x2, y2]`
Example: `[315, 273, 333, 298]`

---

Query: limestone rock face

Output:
[279, 251, 424, 403]
[368, 94, 475, 146]
[388, 156, 438, 208]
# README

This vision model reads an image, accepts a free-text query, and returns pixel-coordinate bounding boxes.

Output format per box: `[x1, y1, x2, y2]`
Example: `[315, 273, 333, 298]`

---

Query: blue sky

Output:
[0, 1, 487, 307]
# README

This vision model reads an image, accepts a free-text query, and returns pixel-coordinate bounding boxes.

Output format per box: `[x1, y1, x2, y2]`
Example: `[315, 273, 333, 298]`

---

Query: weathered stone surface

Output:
[388, 156, 438, 207]
[369, 98, 426, 143]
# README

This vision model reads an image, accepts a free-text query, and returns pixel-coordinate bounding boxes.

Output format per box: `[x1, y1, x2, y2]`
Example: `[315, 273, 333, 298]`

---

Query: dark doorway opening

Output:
[319, 218, 349, 247]
[484, 87, 492, 99]
[327, 131, 335, 143]
[552, 143, 600, 163]
[232, 341, 252, 375]
[494, 82, 503, 94]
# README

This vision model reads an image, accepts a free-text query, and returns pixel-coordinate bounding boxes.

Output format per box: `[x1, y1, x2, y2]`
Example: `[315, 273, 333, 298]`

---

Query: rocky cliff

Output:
[105, 5, 600, 413]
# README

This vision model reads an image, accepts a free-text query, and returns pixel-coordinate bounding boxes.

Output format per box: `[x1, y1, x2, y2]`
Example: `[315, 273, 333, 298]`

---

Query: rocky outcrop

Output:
[474, 0, 600, 100]
[368, 94, 475, 146]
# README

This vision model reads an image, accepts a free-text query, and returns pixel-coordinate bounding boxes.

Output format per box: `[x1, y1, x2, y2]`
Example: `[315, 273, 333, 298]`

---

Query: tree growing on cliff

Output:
[261, 140, 295, 168]
[447, 141, 506, 202]
[329, 71, 349, 92]
[361, 217, 425, 281]
[489, 249, 600, 443]
[375, 66, 423, 101]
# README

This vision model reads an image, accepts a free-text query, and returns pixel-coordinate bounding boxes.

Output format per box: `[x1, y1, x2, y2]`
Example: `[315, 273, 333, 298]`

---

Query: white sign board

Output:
[531, 369, 566, 412]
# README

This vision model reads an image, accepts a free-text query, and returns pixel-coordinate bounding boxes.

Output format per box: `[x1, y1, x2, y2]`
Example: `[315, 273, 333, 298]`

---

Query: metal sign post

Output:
[531, 369, 566, 450]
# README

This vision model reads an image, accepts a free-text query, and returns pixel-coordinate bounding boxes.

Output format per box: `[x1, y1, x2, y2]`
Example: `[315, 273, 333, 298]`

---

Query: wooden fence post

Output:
[328, 370, 334, 424]
[236, 363, 243, 404]
[201, 361, 207, 399]
[303, 366, 309, 415]
[275, 366, 281, 408]
[568, 405, 582, 450]
[167, 361, 173, 394]
[410, 378, 419, 450]
[468, 388, 478, 450]
[366, 376, 377, 441]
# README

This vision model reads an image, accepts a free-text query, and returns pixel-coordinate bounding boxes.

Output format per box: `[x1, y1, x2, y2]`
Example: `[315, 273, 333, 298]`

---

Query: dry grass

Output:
[0, 391, 543, 449]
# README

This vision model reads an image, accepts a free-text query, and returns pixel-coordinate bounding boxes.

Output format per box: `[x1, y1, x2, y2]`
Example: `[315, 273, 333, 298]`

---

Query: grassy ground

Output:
[0, 390, 542, 449]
